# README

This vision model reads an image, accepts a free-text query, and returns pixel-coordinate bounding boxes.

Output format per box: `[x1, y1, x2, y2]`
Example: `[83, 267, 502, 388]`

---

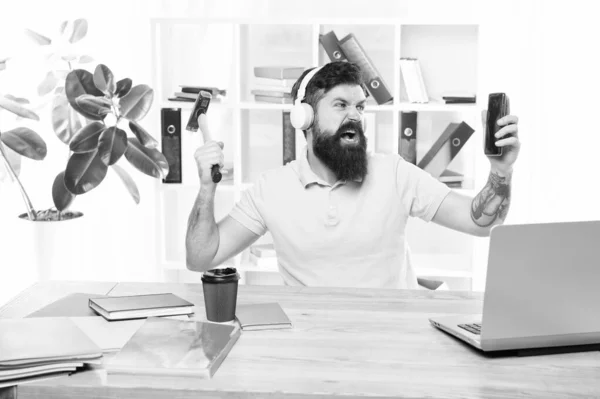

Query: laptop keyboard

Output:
[458, 322, 482, 335]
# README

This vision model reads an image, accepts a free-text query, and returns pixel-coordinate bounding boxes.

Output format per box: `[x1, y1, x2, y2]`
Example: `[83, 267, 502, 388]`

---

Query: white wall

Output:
[1, 0, 599, 301]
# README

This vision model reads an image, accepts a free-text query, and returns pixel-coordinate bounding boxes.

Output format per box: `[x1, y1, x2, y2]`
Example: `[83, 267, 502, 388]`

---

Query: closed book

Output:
[178, 86, 226, 97]
[254, 95, 293, 104]
[250, 84, 292, 94]
[400, 58, 424, 103]
[26, 292, 107, 318]
[413, 59, 429, 103]
[0, 362, 80, 383]
[0, 371, 72, 389]
[0, 318, 103, 368]
[172, 92, 198, 100]
[107, 317, 241, 378]
[445, 98, 476, 104]
[282, 111, 295, 164]
[250, 89, 291, 98]
[439, 169, 464, 183]
[253, 66, 305, 80]
[253, 77, 297, 87]
[168, 97, 195, 103]
[88, 293, 194, 321]
[235, 303, 292, 331]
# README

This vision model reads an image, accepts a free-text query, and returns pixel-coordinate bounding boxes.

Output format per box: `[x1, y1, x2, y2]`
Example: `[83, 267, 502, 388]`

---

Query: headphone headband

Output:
[295, 66, 323, 106]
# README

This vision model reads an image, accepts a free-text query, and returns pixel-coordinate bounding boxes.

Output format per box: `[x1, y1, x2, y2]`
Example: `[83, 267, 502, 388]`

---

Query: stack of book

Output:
[0, 318, 103, 388]
[249, 243, 278, 271]
[251, 66, 305, 104]
[168, 86, 226, 103]
[399, 58, 429, 103]
[442, 92, 477, 104]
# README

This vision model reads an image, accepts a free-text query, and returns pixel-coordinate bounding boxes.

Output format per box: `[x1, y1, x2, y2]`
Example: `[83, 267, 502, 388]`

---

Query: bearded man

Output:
[185, 61, 520, 289]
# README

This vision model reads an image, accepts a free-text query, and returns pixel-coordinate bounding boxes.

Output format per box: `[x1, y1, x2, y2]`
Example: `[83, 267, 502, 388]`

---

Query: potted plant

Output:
[0, 19, 168, 280]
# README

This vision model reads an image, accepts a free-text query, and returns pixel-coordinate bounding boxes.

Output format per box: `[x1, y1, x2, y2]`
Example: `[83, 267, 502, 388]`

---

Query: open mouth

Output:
[340, 130, 359, 144]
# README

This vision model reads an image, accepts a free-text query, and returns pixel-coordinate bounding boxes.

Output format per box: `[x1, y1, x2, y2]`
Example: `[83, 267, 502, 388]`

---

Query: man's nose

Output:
[346, 106, 361, 121]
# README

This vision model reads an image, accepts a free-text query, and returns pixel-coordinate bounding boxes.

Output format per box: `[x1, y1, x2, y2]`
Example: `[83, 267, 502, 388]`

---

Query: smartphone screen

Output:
[484, 93, 509, 156]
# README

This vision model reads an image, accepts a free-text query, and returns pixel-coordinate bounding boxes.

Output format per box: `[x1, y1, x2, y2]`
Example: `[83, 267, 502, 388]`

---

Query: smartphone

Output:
[484, 93, 510, 156]
[185, 90, 212, 132]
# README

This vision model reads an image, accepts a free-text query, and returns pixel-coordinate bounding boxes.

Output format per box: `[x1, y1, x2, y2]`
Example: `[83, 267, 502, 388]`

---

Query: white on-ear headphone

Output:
[290, 66, 322, 130]
[289, 65, 368, 133]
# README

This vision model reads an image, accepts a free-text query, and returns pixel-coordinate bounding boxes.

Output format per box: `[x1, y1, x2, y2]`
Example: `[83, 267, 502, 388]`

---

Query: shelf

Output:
[364, 104, 395, 112]
[152, 19, 485, 286]
[160, 100, 233, 110]
[398, 101, 482, 112]
[239, 101, 293, 110]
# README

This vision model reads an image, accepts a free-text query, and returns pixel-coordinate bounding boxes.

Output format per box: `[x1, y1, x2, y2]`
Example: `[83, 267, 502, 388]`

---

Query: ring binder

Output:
[338, 33, 393, 105]
[417, 121, 475, 179]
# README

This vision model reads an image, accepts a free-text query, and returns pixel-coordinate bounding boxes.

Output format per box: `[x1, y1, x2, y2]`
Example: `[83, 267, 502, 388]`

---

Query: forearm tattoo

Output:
[471, 172, 511, 227]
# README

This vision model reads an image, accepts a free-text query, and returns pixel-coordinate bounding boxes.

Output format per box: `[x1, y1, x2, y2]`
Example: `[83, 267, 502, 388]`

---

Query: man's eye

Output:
[357, 105, 365, 111]
[335, 103, 346, 108]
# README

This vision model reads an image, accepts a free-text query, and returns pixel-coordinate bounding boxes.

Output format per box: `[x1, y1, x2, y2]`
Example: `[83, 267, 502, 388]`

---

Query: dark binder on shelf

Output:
[417, 121, 475, 179]
[338, 33, 393, 105]
[282, 111, 295, 165]
[399, 111, 417, 165]
[161, 108, 182, 183]
[319, 31, 348, 62]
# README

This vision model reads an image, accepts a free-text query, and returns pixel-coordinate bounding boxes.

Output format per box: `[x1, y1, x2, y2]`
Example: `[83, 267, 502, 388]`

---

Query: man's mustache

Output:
[334, 120, 364, 138]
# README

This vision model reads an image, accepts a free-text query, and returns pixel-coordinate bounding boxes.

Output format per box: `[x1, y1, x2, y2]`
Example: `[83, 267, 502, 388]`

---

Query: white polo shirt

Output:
[229, 148, 451, 289]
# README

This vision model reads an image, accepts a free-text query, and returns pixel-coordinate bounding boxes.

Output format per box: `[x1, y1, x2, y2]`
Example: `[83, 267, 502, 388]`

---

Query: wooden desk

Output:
[1, 281, 599, 399]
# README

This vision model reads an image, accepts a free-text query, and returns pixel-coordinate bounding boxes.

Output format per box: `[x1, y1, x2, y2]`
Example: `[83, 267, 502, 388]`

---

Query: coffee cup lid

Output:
[201, 267, 240, 283]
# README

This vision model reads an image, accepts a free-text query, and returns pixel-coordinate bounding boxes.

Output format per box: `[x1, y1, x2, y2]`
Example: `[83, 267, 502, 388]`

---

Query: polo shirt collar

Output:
[297, 146, 363, 188]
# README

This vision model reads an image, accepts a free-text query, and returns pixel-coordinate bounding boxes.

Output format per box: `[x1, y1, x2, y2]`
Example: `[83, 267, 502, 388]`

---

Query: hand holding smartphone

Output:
[484, 93, 510, 156]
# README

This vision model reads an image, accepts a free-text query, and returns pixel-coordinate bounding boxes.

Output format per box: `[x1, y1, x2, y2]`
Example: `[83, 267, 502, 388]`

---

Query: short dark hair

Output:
[291, 62, 370, 133]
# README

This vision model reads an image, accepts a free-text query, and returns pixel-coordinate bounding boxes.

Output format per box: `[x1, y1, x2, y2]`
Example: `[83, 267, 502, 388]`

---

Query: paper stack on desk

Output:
[0, 318, 103, 388]
[106, 317, 241, 379]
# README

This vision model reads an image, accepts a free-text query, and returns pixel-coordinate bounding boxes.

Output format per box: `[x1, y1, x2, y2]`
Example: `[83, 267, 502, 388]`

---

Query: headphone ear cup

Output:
[290, 103, 314, 130]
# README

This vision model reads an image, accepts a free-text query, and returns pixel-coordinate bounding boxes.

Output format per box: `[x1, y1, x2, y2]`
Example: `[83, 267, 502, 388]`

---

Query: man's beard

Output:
[312, 119, 368, 182]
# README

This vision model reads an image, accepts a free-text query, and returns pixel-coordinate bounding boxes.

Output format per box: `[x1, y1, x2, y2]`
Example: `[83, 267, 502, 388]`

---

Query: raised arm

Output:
[185, 115, 260, 272]
[432, 114, 520, 237]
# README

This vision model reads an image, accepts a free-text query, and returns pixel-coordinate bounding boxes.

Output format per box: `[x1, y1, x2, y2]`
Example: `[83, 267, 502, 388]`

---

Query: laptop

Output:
[429, 220, 600, 352]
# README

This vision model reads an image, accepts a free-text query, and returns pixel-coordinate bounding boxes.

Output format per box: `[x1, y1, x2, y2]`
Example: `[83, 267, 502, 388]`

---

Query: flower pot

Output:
[16, 211, 85, 281]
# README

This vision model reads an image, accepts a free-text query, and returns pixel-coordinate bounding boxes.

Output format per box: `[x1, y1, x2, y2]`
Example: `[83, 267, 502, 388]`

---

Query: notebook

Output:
[107, 317, 241, 378]
[0, 318, 103, 368]
[88, 293, 194, 321]
[235, 303, 292, 331]
[26, 293, 108, 318]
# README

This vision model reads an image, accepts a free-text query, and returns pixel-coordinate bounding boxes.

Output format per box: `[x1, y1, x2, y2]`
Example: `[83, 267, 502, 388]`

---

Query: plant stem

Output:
[0, 139, 37, 220]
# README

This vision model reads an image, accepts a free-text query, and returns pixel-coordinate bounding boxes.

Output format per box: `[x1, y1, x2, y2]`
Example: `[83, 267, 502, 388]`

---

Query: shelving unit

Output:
[150, 18, 484, 290]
